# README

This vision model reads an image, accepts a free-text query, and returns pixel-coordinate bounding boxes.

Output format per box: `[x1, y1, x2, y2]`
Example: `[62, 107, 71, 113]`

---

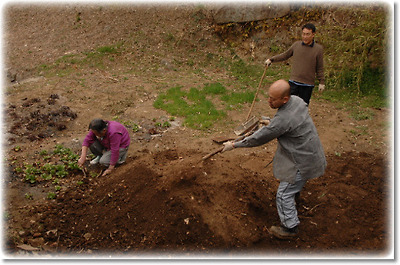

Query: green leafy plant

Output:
[24, 164, 41, 184]
[41, 173, 53, 181]
[47, 192, 56, 200]
[13, 146, 21, 152]
[122, 120, 141, 132]
[39, 150, 48, 156]
[16, 144, 82, 184]
[162, 121, 171, 128]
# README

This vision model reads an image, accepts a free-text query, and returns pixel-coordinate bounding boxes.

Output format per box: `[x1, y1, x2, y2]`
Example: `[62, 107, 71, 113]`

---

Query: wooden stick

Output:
[202, 146, 224, 161]
[96, 169, 105, 178]
[81, 167, 88, 177]
[245, 66, 268, 121]
[201, 129, 255, 161]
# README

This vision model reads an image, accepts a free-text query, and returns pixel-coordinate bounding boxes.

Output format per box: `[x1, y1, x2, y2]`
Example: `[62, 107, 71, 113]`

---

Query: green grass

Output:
[154, 86, 226, 130]
[38, 43, 124, 76]
[229, 58, 264, 86]
[221, 91, 255, 109]
[318, 87, 385, 121]
[154, 82, 256, 130]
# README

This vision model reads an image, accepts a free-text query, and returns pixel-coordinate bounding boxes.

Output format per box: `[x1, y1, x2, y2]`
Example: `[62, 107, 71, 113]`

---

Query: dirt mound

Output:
[5, 147, 388, 257]
[39, 163, 223, 253]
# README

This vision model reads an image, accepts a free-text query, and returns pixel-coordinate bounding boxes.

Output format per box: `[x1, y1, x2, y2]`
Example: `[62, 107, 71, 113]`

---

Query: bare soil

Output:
[2, 4, 392, 259]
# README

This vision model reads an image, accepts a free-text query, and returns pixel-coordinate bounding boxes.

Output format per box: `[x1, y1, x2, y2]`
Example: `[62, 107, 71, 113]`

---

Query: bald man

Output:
[222, 79, 326, 239]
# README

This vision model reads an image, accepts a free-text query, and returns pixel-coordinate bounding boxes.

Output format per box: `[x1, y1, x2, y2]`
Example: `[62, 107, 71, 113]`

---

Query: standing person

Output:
[265, 23, 325, 105]
[78, 119, 131, 177]
[222, 79, 326, 239]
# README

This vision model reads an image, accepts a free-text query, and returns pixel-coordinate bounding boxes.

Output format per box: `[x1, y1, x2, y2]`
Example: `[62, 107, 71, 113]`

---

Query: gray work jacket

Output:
[234, 96, 327, 184]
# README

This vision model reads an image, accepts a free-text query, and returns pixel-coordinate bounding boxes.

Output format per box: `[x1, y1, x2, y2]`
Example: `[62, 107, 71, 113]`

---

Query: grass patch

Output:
[229, 57, 264, 86]
[38, 42, 124, 76]
[319, 87, 383, 122]
[154, 86, 226, 129]
[154, 82, 255, 130]
[220, 91, 255, 109]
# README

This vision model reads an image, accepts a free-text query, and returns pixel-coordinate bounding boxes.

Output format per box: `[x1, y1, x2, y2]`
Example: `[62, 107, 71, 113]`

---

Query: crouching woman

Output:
[78, 118, 131, 177]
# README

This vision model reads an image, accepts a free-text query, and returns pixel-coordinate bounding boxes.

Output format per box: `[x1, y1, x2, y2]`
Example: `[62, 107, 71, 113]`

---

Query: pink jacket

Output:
[83, 120, 130, 165]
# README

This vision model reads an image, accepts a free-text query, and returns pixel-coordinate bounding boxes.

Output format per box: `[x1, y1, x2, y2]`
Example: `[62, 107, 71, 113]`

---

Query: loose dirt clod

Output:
[6, 95, 77, 144]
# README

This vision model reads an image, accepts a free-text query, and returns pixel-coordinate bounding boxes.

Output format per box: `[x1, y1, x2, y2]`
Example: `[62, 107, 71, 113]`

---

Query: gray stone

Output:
[212, 3, 291, 24]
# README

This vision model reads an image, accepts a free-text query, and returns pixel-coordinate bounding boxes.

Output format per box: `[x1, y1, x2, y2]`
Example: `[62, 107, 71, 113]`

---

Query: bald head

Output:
[267, 79, 291, 109]
[269, 79, 290, 98]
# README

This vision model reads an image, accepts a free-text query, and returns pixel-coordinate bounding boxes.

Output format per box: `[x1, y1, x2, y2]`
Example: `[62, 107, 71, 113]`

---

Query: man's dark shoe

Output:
[270, 225, 298, 239]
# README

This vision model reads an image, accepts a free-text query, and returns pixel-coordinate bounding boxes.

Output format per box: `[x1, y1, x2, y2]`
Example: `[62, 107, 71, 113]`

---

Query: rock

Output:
[17, 244, 39, 251]
[6, 68, 17, 83]
[27, 237, 45, 247]
[44, 229, 58, 241]
[42, 244, 57, 252]
[141, 133, 152, 141]
[160, 59, 175, 70]
[33, 232, 42, 238]
[212, 3, 291, 24]
[84, 233, 91, 240]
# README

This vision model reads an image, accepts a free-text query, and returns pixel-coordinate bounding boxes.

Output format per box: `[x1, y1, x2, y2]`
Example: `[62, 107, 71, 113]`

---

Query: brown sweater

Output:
[271, 41, 324, 85]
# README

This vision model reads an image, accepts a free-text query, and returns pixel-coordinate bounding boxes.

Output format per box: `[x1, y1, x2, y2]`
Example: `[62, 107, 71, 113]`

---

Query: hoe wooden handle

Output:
[202, 146, 224, 160]
[246, 65, 268, 121]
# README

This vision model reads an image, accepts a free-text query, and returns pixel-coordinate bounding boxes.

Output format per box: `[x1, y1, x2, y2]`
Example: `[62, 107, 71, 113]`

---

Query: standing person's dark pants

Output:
[289, 80, 314, 105]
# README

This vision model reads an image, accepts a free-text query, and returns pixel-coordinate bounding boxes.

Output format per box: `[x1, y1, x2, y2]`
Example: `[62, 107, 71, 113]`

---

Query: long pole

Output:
[245, 65, 268, 121]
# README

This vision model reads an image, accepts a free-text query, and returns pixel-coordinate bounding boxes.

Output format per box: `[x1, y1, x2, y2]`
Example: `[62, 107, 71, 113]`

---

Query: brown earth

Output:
[2, 3, 392, 259]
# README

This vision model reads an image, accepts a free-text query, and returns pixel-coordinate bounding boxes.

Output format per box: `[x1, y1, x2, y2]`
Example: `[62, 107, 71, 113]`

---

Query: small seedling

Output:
[162, 121, 171, 128]
[3, 212, 10, 220]
[122, 120, 141, 132]
[13, 146, 21, 152]
[67, 161, 80, 170]
[42, 155, 51, 160]
[41, 173, 53, 181]
[39, 150, 48, 156]
[24, 193, 33, 200]
[47, 192, 56, 200]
